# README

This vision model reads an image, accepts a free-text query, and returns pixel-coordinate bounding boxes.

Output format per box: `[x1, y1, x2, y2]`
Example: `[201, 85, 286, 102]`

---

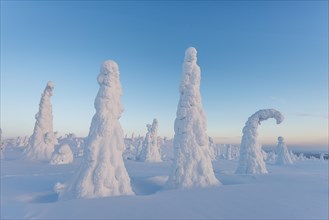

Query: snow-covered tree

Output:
[24, 81, 58, 161]
[276, 136, 293, 165]
[167, 47, 220, 189]
[59, 60, 134, 199]
[225, 144, 233, 160]
[16, 136, 29, 147]
[138, 119, 162, 162]
[50, 144, 74, 165]
[236, 109, 284, 174]
[208, 137, 217, 160]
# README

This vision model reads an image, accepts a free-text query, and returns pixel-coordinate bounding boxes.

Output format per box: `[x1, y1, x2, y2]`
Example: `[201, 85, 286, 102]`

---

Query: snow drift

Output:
[167, 47, 220, 189]
[24, 81, 58, 161]
[59, 60, 134, 199]
[236, 109, 284, 174]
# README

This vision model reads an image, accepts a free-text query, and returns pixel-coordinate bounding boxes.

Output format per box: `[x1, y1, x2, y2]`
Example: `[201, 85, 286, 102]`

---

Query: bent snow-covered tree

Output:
[139, 119, 162, 162]
[276, 136, 293, 165]
[167, 47, 220, 189]
[59, 60, 134, 199]
[236, 109, 284, 174]
[25, 81, 58, 161]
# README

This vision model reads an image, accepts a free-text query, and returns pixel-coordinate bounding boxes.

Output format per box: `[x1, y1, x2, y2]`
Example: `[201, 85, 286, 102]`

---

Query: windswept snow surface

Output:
[1, 148, 328, 219]
[167, 47, 219, 189]
[236, 109, 284, 174]
[24, 81, 58, 161]
[58, 60, 134, 199]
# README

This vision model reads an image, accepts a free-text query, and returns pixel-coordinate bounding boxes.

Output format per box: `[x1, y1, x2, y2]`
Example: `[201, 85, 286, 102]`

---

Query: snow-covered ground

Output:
[1, 146, 328, 219]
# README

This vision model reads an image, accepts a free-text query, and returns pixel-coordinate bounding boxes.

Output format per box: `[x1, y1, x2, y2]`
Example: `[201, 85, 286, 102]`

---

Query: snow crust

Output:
[276, 136, 293, 165]
[59, 60, 134, 199]
[236, 109, 284, 174]
[139, 119, 162, 162]
[24, 81, 58, 161]
[50, 144, 74, 165]
[167, 47, 220, 189]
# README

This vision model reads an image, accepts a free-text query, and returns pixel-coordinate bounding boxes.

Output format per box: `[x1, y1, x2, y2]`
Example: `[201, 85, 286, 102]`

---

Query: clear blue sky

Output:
[1, 1, 328, 149]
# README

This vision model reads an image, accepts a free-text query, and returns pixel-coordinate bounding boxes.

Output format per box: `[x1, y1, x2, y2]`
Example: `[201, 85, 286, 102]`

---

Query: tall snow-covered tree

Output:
[276, 136, 293, 165]
[167, 47, 220, 189]
[236, 109, 284, 174]
[25, 81, 58, 161]
[139, 119, 162, 162]
[59, 60, 134, 199]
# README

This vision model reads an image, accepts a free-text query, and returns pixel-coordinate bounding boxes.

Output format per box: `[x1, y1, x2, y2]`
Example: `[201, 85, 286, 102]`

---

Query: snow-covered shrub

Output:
[298, 153, 306, 161]
[167, 47, 220, 189]
[289, 150, 297, 162]
[208, 137, 217, 160]
[57, 134, 85, 158]
[138, 119, 162, 162]
[266, 150, 277, 163]
[59, 60, 134, 199]
[275, 136, 293, 165]
[123, 137, 136, 160]
[24, 81, 58, 161]
[236, 109, 284, 174]
[50, 144, 74, 165]
[16, 136, 29, 147]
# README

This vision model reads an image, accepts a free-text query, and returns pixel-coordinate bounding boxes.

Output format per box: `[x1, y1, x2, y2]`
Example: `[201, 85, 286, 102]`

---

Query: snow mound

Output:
[59, 60, 134, 199]
[167, 47, 220, 189]
[24, 81, 58, 161]
[276, 136, 293, 165]
[50, 144, 74, 165]
[236, 109, 284, 174]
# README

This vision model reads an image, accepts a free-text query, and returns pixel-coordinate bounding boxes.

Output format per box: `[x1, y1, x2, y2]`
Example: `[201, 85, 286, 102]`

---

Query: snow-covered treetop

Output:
[179, 47, 202, 108]
[244, 109, 284, 130]
[94, 60, 123, 122]
[151, 119, 158, 133]
[45, 81, 54, 96]
[278, 136, 284, 142]
[97, 60, 120, 86]
[184, 47, 197, 62]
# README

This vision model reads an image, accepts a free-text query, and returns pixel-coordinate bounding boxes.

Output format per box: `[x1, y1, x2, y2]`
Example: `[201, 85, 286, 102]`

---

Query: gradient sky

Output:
[1, 1, 328, 149]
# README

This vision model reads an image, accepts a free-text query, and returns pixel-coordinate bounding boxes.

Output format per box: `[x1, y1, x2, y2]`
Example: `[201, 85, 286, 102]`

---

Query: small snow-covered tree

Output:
[59, 60, 134, 199]
[276, 136, 293, 165]
[236, 109, 284, 174]
[139, 119, 162, 162]
[225, 144, 233, 160]
[167, 47, 220, 189]
[50, 144, 74, 165]
[25, 81, 58, 161]
[208, 137, 217, 160]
